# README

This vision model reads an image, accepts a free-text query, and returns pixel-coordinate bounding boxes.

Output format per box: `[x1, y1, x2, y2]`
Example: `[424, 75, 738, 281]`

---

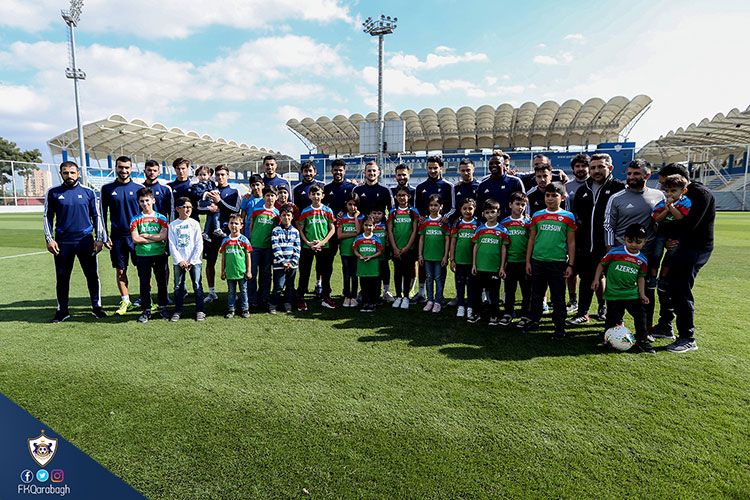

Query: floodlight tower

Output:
[362, 14, 397, 168]
[62, 0, 87, 184]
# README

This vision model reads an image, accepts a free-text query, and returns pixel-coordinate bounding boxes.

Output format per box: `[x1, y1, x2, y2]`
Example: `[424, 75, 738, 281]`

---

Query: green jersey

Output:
[249, 205, 280, 249]
[600, 246, 648, 301]
[500, 215, 531, 263]
[530, 209, 576, 262]
[471, 223, 509, 272]
[337, 213, 362, 257]
[419, 216, 450, 262]
[129, 212, 168, 257]
[451, 218, 478, 266]
[353, 234, 383, 278]
[219, 234, 253, 280]
[373, 222, 388, 260]
[297, 204, 335, 249]
[388, 206, 420, 250]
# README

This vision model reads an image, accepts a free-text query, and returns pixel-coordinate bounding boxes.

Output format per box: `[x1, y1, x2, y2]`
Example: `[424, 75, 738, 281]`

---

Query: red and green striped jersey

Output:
[373, 221, 388, 260]
[600, 246, 648, 301]
[451, 218, 478, 265]
[471, 223, 509, 272]
[337, 213, 362, 257]
[353, 234, 383, 277]
[388, 206, 420, 250]
[297, 204, 335, 249]
[530, 209, 576, 262]
[419, 216, 450, 262]
[219, 234, 253, 280]
[129, 212, 168, 257]
[249, 205, 280, 249]
[500, 215, 531, 263]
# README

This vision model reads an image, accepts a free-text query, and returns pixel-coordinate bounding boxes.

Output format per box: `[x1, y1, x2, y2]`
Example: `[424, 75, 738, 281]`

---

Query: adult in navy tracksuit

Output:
[476, 155, 524, 219]
[168, 158, 197, 221]
[293, 161, 325, 212]
[390, 163, 416, 207]
[261, 155, 291, 193]
[353, 161, 393, 215]
[451, 158, 479, 224]
[142, 160, 173, 222]
[44, 161, 107, 322]
[324, 159, 356, 216]
[101, 156, 144, 310]
[415, 156, 454, 218]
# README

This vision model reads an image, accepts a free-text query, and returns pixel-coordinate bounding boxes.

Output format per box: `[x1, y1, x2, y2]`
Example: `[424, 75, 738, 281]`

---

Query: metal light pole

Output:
[62, 0, 87, 185]
[362, 15, 397, 168]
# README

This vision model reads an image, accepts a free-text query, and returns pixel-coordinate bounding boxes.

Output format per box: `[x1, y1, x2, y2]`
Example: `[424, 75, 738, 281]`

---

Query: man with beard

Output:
[168, 158, 197, 221]
[353, 161, 393, 215]
[44, 161, 107, 322]
[101, 156, 145, 315]
[568, 153, 625, 325]
[293, 161, 325, 212]
[390, 163, 416, 207]
[415, 156, 454, 219]
[450, 159, 479, 224]
[525, 158, 564, 216]
[261, 155, 291, 193]
[563, 154, 590, 312]
[515, 154, 569, 191]
[324, 159, 356, 216]
[142, 160, 174, 221]
[477, 152, 524, 220]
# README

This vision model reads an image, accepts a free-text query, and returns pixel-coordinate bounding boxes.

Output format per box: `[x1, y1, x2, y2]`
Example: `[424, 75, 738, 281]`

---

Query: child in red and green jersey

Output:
[418, 194, 450, 313]
[499, 191, 532, 326]
[130, 187, 170, 322]
[387, 186, 420, 309]
[274, 185, 299, 221]
[248, 185, 279, 310]
[370, 209, 393, 303]
[469, 198, 509, 325]
[525, 183, 576, 338]
[353, 216, 384, 313]
[220, 214, 253, 319]
[593, 223, 654, 353]
[337, 193, 362, 307]
[295, 184, 337, 310]
[449, 198, 478, 318]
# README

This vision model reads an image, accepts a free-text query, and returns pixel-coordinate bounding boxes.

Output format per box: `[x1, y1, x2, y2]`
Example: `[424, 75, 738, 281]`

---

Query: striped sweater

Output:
[271, 224, 301, 269]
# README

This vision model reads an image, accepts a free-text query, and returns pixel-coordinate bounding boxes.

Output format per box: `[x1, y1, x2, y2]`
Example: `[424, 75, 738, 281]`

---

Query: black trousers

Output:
[360, 276, 381, 306]
[576, 249, 605, 316]
[473, 271, 500, 319]
[136, 254, 169, 311]
[657, 247, 712, 341]
[504, 261, 530, 317]
[530, 260, 567, 330]
[393, 250, 416, 297]
[605, 299, 647, 342]
[53, 235, 101, 312]
[297, 246, 334, 298]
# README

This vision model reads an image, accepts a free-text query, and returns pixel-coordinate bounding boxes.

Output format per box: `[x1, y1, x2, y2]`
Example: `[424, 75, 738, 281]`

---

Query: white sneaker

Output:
[432, 303, 442, 313]
[350, 298, 358, 308]
[400, 298, 410, 309]
[423, 301, 434, 312]
[466, 307, 474, 319]
[447, 298, 458, 307]
[343, 297, 351, 308]
[392, 297, 403, 308]
[203, 292, 219, 304]
[383, 290, 395, 303]
[456, 306, 466, 318]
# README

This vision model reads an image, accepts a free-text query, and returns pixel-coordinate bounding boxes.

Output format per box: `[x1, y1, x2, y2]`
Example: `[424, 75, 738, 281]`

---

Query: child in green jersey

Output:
[500, 191, 532, 327]
[388, 186, 419, 310]
[220, 214, 253, 319]
[337, 192, 362, 307]
[353, 216, 384, 313]
[469, 199, 509, 326]
[449, 198, 478, 319]
[525, 183, 576, 339]
[418, 194, 450, 313]
[592, 224, 654, 353]
[131, 187, 170, 323]
[248, 185, 279, 311]
[371, 209, 394, 303]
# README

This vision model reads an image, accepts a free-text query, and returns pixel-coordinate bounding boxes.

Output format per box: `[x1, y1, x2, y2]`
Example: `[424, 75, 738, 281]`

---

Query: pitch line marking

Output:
[0, 251, 47, 260]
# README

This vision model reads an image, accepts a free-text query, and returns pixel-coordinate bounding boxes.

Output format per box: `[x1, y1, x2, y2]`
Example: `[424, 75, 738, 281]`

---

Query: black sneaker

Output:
[551, 330, 567, 340]
[650, 323, 676, 340]
[467, 314, 481, 324]
[52, 311, 71, 323]
[91, 307, 107, 319]
[523, 320, 540, 333]
[594, 305, 607, 321]
[667, 338, 698, 353]
[225, 311, 235, 319]
[241, 310, 250, 318]
[634, 341, 656, 354]
[159, 307, 170, 320]
[138, 310, 151, 323]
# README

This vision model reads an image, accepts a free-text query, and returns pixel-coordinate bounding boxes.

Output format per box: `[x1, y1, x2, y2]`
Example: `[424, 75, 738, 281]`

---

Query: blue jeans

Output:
[340, 255, 358, 298]
[173, 263, 204, 314]
[249, 247, 273, 306]
[424, 260, 444, 303]
[227, 279, 248, 312]
[271, 267, 297, 306]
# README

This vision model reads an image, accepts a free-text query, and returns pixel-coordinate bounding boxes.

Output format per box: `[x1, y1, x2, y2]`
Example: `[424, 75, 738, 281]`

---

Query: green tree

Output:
[0, 137, 42, 203]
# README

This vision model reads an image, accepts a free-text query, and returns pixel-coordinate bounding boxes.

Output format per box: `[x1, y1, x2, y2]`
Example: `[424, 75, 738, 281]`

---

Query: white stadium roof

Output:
[638, 105, 750, 164]
[287, 95, 652, 154]
[48, 114, 290, 167]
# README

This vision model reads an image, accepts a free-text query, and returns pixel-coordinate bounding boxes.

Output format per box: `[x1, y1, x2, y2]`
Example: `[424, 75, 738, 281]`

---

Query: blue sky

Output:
[1, 0, 749, 162]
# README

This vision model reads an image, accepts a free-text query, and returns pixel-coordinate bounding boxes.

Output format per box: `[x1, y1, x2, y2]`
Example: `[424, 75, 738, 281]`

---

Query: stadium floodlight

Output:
[362, 14, 397, 167]
[61, 0, 87, 185]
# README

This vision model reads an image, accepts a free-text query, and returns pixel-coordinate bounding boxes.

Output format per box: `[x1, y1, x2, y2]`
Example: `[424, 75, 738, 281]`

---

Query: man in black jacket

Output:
[652, 163, 715, 353]
[568, 153, 625, 325]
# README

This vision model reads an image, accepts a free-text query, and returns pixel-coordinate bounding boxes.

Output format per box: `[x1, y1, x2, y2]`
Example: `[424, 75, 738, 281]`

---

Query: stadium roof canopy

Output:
[638, 105, 750, 164]
[48, 114, 290, 168]
[286, 95, 652, 155]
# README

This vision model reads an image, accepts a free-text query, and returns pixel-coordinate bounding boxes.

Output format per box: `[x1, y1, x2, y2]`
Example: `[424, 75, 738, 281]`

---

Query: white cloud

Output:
[362, 67, 439, 96]
[0, 0, 354, 38]
[532, 52, 574, 65]
[564, 33, 586, 43]
[437, 79, 524, 98]
[537, 43, 547, 49]
[0, 83, 50, 115]
[388, 48, 488, 72]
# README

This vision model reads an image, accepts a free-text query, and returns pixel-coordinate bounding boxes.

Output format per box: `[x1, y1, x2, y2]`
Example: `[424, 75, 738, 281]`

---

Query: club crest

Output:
[28, 430, 58, 467]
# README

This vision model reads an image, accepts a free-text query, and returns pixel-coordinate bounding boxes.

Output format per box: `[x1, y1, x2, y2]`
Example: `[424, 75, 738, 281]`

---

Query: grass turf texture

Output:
[1, 212, 749, 498]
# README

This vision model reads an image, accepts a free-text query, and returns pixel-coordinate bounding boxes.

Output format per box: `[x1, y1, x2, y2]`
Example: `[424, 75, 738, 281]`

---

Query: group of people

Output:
[43, 150, 714, 353]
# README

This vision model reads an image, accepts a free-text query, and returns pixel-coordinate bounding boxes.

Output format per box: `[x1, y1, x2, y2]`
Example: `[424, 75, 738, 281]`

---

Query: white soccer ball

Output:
[604, 324, 636, 351]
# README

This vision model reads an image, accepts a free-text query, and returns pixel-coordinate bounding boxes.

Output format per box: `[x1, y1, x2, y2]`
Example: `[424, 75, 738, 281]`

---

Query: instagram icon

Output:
[50, 469, 65, 483]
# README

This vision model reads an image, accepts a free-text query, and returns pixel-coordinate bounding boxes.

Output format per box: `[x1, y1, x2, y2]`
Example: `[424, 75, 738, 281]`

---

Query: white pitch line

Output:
[0, 251, 47, 260]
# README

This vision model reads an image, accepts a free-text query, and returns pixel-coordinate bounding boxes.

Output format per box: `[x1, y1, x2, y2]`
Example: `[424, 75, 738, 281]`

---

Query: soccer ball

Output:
[604, 325, 636, 351]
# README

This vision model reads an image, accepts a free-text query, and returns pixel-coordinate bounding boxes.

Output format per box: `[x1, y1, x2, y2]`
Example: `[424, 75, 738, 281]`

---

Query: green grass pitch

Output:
[1, 212, 749, 498]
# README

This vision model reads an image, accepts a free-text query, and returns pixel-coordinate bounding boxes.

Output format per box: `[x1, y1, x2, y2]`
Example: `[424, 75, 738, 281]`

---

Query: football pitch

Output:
[1, 212, 748, 498]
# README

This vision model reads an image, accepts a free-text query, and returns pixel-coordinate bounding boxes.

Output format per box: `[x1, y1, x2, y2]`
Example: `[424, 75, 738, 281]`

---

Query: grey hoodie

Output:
[604, 186, 665, 247]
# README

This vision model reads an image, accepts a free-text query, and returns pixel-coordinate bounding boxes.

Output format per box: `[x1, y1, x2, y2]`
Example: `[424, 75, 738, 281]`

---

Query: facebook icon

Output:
[20, 469, 33, 483]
